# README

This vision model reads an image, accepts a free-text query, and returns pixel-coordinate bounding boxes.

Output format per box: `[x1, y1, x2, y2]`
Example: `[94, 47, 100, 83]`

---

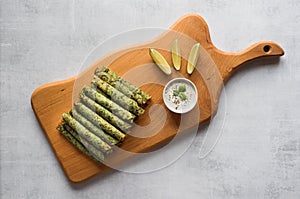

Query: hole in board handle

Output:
[263, 45, 272, 53]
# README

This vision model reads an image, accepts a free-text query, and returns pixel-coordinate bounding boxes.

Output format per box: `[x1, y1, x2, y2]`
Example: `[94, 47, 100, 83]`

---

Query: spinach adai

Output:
[57, 67, 151, 162]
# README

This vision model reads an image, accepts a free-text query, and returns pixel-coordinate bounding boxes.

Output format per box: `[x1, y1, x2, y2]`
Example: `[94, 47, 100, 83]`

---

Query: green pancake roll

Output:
[100, 67, 151, 101]
[59, 122, 82, 144]
[71, 108, 119, 145]
[63, 123, 105, 161]
[91, 75, 106, 95]
[95, 78, 144, 116]
[62, 112, 112, 155]
[83, 86, 135, 122]
[56, 124, 94, 158]
[95, 70, 146, 106]
[74, 102, 126, 142]
[80, 93, 132, 131]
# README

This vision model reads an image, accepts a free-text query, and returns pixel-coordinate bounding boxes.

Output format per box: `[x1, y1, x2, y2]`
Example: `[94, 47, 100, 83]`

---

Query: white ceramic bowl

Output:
[163, 78, 198, 114]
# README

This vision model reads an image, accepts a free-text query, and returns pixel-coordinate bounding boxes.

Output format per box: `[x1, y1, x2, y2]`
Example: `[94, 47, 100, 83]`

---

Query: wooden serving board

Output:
[31, 14, 284, 183]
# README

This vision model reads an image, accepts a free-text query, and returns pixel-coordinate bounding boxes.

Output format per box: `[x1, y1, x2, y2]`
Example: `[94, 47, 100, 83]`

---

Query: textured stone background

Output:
[1, 0, 299, 198]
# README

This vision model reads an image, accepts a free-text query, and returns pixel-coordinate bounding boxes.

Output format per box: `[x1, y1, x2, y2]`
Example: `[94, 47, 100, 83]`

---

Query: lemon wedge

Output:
[187, 43, 200, 75]
[149, 48, 171, 75]
[171, 39, 181, 70]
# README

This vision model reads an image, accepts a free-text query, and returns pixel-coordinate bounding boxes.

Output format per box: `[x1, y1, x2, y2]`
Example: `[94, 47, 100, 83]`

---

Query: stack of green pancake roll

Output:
[57, 67, 151, 162]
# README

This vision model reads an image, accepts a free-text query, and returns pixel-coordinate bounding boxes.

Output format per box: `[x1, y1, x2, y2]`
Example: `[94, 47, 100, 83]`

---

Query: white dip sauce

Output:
[163, 79, 197, 113]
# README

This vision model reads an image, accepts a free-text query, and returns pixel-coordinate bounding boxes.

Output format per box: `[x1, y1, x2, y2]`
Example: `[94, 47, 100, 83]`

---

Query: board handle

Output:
[228, 41, 284, 70]
[170, 14, 284, 81]
[216, 41, 284, 81]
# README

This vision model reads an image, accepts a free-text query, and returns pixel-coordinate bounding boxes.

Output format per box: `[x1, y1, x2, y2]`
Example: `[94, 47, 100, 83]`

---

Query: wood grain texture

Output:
[31, 14, 284, 183]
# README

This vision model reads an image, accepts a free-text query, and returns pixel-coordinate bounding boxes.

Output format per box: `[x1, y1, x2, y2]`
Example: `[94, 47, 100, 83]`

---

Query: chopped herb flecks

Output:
[179, 93, 186, 100]
[178, 85, 186, 92]
[173, 89, 179, 96]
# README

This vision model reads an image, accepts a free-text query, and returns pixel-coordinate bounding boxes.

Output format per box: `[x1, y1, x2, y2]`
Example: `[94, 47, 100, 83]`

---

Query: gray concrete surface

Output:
[1, 0, 299, 198]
